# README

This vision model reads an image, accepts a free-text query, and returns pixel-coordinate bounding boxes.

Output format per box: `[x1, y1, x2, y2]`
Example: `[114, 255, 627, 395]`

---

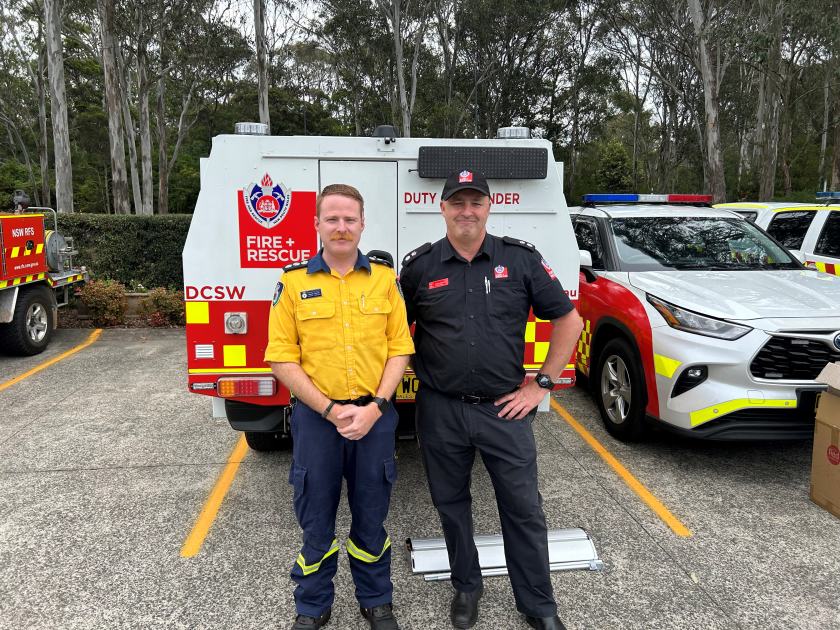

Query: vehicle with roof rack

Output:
[570, 192, 840, 441]
[715, 192, 840, 276]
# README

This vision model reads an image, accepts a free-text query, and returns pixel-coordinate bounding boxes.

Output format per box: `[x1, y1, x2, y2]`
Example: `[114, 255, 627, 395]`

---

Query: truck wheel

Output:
[244, 431, 287, 452]
[0, 286, 54, 356]
[594, 338, 647, 441]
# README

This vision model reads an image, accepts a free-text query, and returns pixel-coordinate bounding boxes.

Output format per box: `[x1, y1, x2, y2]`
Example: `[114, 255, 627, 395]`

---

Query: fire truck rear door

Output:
[319, 161, 398, 257]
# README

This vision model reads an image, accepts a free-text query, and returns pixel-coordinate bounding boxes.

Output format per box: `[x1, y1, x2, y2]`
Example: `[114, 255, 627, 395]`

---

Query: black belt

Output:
[429, 388, 516, 405]
[332, 395, 374, 406]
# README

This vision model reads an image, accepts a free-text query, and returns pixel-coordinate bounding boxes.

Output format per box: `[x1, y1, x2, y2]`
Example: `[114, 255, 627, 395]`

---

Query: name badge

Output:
[300, 288, 322, 299]
[428, 278, 449, 290]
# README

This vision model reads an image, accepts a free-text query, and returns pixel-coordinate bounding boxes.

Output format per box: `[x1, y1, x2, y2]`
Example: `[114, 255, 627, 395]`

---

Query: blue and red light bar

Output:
[583, 193, 713, 204]
[816, 191, 840, 201]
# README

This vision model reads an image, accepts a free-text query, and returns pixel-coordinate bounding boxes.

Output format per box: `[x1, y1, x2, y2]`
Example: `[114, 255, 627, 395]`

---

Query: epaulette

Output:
[503, 236, 535, 251]
[282, 260, 309, 273]
[402, 242, 432, 267]
[367, 249, 394, 268]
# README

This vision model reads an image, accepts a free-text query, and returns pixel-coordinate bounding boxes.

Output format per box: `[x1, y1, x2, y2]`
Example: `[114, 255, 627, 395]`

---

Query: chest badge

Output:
[428, 278, 449, 290]
[300, 288, 322, 299]
[494, 265, 508, 279]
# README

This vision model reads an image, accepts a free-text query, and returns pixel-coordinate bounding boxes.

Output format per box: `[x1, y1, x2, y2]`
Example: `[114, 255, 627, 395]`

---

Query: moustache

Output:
[330, 234, 354, 241]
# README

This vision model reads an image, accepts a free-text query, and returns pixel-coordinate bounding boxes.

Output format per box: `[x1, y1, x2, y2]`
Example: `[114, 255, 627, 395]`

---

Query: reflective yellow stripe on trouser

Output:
[346, 536, 391, 563]
[296, 539, 340, 575]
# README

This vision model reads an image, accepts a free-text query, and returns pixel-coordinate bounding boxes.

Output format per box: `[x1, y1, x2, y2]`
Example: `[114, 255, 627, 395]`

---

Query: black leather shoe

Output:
[450, 586, 483, 629]
[360, 603, 400, 629]
[525, 614, 567, 630]
[291, 609, 331, 629]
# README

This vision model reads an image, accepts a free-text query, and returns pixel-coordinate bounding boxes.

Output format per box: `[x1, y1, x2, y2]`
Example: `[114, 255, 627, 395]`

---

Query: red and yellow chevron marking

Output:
[4, 242, 44, 259]
[0, 272, 48, 289]
[46, 273, 86, 287]
[576, 318, 592, 375]
[809, 260, 839, 275]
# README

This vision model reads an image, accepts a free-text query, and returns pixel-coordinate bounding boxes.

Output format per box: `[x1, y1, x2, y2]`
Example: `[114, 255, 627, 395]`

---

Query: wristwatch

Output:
[372, 396, 390, 413]
[534, 373, 554, 390]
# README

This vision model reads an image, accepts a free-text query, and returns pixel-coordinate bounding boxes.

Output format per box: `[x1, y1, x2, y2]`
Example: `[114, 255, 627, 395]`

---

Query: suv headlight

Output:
[647, 295, 751, 340]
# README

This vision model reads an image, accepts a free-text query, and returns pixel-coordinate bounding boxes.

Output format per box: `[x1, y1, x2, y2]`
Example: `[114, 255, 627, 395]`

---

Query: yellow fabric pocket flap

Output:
[297, 300, 335, 321]
[359, 298, 392, 315]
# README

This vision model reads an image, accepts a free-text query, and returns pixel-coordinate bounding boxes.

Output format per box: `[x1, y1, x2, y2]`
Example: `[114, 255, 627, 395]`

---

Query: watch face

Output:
[536, 374, 552, 388]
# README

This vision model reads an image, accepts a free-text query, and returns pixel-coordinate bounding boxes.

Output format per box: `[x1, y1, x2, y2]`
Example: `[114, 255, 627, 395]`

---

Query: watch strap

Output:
[535, 373, 554, 389]
[321, 400, 336, 419]
[373, 396, 389, 413]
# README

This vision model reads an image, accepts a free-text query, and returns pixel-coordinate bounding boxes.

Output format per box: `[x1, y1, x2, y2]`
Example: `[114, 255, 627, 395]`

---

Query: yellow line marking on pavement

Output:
[181, 434, 249, 558]
[550, 398, 692, 538]
[0, 329, 103, 393]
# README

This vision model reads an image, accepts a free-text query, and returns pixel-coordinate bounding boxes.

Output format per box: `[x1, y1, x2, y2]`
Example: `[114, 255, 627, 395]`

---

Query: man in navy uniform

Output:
[266, 184, 414, 629]
[399, 170, 583, 630]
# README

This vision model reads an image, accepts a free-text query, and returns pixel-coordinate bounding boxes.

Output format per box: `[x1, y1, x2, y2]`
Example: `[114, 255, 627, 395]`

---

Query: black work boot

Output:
[525, 614, 567, 630]
[291, 609, 331, 629]
[450, 585, 483, 629]
[360, 603, 400, 629]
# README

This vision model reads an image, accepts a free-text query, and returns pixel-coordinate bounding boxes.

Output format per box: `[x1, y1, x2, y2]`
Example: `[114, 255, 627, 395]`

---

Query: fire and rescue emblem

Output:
[243, 173, 292, 228]
[459, 170, 473, 183]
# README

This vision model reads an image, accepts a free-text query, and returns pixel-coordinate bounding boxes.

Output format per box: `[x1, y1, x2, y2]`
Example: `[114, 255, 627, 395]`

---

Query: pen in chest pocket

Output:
[484, 276, 490, 294]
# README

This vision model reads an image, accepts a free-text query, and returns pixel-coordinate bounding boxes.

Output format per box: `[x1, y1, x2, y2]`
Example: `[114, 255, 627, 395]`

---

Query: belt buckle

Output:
[461, 394, 482, 405]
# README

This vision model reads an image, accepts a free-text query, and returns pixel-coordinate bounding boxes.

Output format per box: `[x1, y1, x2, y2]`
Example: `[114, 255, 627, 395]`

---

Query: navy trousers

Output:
[416, 386, 557, 618]
[288, 400, 398, 617]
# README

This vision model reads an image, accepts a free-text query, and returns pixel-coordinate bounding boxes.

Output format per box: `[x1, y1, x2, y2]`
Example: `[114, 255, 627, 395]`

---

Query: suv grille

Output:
[750, 336, 840, 380]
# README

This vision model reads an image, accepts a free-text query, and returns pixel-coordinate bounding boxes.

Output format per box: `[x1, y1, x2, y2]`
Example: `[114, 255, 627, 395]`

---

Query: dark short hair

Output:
[316, 184, 364, 218]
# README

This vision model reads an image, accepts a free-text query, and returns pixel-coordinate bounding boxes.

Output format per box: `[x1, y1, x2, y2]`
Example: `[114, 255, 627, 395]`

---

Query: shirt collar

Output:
[441, 234, 494, 262]
[306, 249, 371, 274]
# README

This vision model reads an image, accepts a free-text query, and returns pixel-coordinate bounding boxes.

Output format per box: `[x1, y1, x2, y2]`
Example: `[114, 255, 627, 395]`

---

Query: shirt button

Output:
[469, 315, 475, 319]
[471, 369, 476, 373]
[468, 288, 473, 293]
[346, 345, 352, 350]
[345, 322, 350, 327]
[470, 341, 476, 346]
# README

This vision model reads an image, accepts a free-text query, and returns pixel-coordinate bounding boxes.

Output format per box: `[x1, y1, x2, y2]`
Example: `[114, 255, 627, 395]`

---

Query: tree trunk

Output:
[43, 0, 73, 212]
[37, 29, 50, 207]
[157, 71, 169, 215]
[98, 0, 130, 214]
[687, 0, 726, 202]
[254, 0, 270, 129]
[756, 4, 782, 201]
[120, 55, 143, 215]
[138, 44, 154, 215]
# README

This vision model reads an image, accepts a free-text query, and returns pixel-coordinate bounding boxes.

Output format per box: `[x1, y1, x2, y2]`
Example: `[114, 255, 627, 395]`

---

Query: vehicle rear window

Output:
[815, 211, 840, 257]
[766, 211, 816, 249]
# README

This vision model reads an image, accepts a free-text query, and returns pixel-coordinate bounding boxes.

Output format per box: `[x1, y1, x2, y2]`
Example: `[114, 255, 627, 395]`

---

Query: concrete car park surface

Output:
[1, 329, 838, 630]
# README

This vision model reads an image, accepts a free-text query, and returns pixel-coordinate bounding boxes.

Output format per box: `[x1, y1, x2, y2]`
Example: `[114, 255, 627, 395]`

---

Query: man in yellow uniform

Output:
[265, 184, 414, 630]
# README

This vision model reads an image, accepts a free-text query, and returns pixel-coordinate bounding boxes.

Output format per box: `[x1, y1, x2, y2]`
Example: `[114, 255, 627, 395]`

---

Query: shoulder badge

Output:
[272, 281, 284, 305]
[282, 260, 309, 273]
[502, 235, 535, 251]
[401, 242, 432, 267]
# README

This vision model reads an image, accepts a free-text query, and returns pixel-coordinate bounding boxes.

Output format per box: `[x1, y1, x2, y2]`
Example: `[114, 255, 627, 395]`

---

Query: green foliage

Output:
[140, 287, 185, 327]
[596, 139, 633, 193]
[57, 214, 191, 289]
[76, 280, 127, 327]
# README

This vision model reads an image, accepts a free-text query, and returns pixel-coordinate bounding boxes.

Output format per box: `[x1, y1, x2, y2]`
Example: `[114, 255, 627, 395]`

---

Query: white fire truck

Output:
[0, 193, 88, 355]
[182, 124, 581, 450]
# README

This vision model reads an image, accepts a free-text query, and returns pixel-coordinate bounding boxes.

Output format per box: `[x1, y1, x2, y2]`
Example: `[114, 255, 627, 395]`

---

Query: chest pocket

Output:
[296, 299, 336, 350]
[354, 297, 392, 343]
[490, 282, 529, 328]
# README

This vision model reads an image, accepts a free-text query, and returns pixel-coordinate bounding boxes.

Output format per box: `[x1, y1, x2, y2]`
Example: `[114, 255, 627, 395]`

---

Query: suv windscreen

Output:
[610, 216, 799, 271]
[815, 211, 840, 258]
[766, 210, 816, 249]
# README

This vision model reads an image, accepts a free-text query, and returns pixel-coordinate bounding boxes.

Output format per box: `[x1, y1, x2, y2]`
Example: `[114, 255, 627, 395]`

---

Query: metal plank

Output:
[406, 528, 603, 581]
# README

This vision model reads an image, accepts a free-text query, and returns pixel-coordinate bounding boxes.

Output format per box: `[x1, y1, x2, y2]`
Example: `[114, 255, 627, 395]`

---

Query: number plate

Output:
[396, 375, 420, 401]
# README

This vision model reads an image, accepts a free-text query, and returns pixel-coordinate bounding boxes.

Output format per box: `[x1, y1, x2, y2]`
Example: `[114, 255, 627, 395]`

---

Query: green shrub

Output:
[140, 287, 185, 326]
[56, 214, 192, 289]
[76, 280, 128, 326]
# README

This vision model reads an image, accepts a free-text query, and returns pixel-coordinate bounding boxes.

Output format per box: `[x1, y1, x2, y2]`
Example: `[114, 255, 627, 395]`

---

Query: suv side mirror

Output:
[579, 250, 593, 268]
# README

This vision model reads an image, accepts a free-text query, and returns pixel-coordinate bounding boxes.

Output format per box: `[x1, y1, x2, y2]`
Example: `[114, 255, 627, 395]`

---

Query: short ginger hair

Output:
[316, 184, 364, 218]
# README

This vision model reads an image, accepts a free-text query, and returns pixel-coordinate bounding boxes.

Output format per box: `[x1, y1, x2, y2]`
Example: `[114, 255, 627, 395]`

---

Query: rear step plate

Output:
[406, 528, 603, 581]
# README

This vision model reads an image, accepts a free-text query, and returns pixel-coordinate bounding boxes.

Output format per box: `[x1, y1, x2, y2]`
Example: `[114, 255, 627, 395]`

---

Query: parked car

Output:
[571, 193, 840, 441]
[715, 194, 840, 276]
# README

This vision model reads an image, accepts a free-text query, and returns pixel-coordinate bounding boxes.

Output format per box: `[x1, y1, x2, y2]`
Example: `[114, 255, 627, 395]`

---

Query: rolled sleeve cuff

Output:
[264, 343, 302, 364]
[387, 337, 415, 359]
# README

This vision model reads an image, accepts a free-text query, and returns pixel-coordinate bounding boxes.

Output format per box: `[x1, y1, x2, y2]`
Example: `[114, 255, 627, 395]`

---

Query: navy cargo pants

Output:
[416, 386, 557, 618]
[288, 400, 398, 617]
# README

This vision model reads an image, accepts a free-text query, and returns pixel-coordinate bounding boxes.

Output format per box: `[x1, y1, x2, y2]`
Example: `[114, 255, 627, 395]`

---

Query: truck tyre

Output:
[0, 286, 54, 356]
[594, 338, 647, 441]
[244, 431, 287, 452]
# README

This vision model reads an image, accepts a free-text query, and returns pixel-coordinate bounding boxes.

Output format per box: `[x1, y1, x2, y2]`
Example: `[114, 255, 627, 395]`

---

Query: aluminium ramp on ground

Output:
[406, 527, 603, 581]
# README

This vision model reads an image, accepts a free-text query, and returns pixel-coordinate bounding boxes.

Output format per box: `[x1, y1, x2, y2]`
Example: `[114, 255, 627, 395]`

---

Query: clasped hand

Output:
[327, 402, 381, 440]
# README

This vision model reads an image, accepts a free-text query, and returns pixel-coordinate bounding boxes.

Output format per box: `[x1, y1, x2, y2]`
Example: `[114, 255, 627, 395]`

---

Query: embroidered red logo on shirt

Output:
[540, 258, 556, 280]
[494, 265, 508, 279]
[428, 278, 449, 289]
[458, 170, 473, 183]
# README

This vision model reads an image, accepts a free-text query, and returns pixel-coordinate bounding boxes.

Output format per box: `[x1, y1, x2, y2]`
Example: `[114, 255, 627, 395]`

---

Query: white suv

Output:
[571, 194, 840, 441]
[715, 196, 840, 276]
